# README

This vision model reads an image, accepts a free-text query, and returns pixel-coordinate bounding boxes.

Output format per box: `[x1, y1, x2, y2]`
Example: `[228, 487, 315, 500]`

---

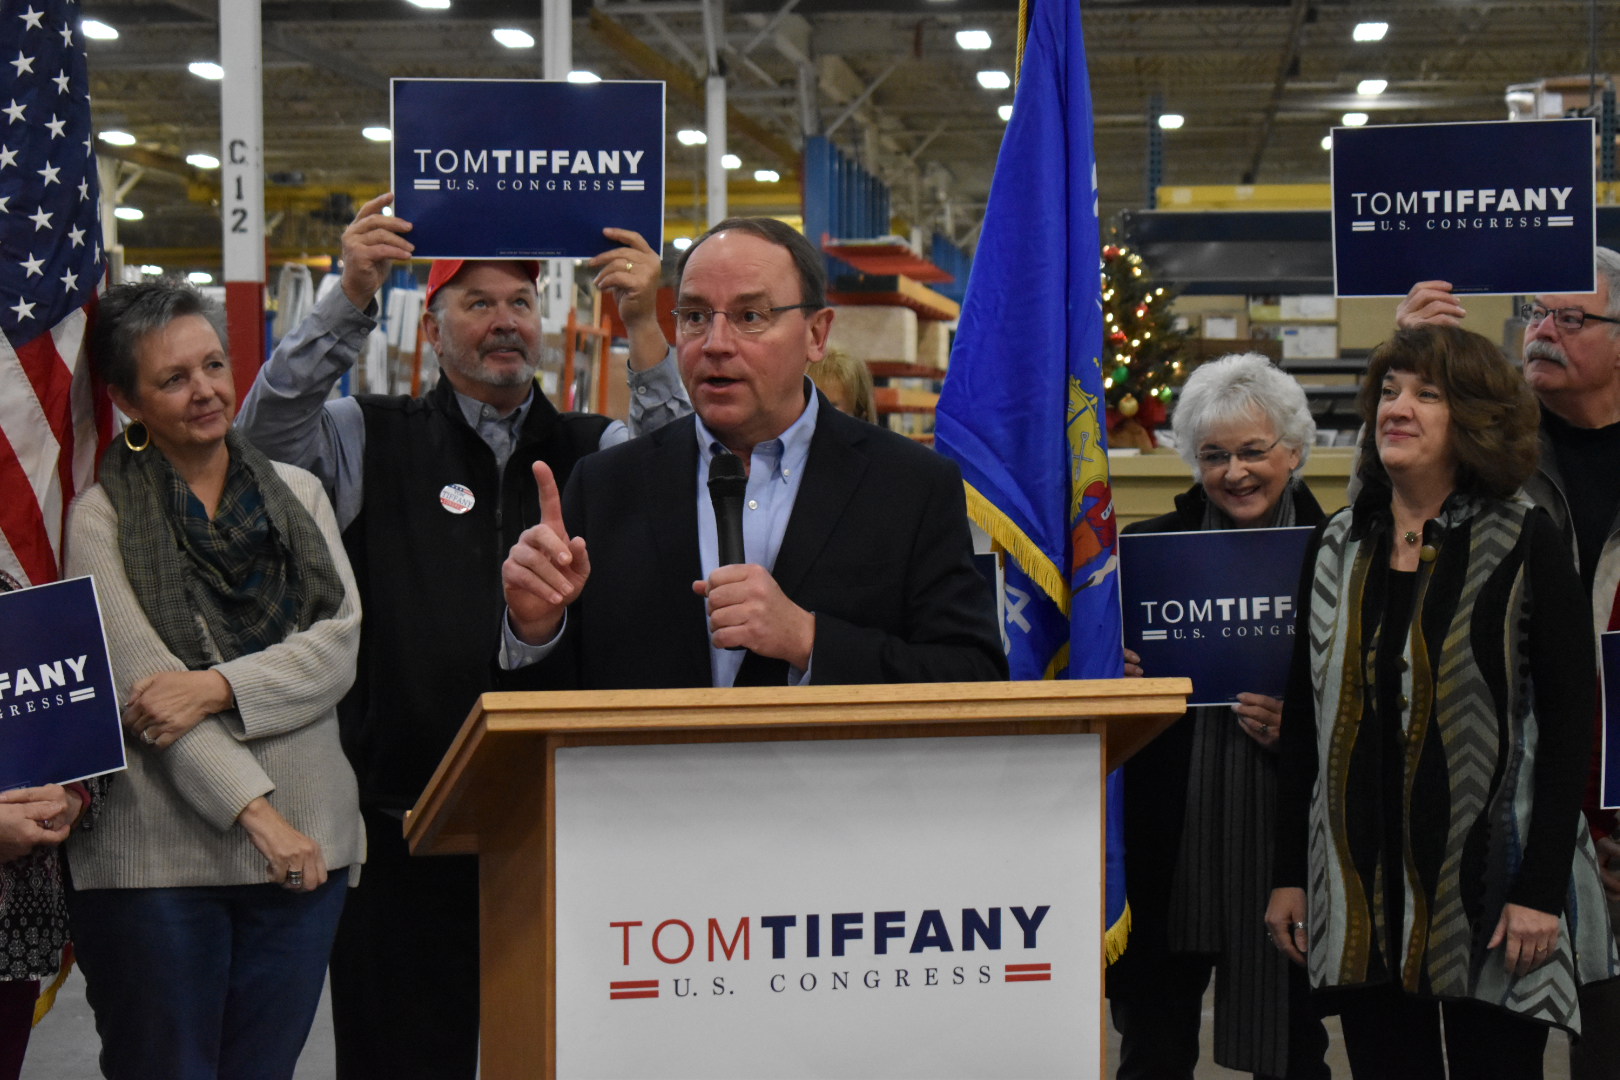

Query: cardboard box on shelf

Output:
[827, 305, 919, 366]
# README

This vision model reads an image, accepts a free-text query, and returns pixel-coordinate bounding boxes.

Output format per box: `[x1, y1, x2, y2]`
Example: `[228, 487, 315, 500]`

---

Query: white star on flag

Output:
[0, 0, 114, 588]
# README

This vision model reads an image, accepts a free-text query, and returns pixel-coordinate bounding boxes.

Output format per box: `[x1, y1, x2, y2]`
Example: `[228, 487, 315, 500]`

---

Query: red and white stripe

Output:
[0, 294, 109, 587]
[1003, 962, 1052, 982]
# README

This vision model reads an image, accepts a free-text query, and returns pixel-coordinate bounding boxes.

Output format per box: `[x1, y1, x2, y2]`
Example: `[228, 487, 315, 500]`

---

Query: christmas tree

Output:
[1101, 240, 1187, 450]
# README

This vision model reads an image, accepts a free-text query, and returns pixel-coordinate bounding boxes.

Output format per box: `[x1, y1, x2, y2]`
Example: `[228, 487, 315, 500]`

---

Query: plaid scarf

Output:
[98, 427, 344, 667]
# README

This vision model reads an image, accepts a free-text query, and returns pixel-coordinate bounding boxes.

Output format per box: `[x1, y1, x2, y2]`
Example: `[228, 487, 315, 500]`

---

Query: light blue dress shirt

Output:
[695, 382, 819, 687]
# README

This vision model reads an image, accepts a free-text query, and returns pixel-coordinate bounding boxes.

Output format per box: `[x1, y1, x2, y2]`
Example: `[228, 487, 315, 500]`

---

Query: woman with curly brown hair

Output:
[1265, 324, 1619, 1078]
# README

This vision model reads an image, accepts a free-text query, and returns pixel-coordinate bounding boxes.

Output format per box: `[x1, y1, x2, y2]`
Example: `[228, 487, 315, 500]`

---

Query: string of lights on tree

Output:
[1101, 240, 1188, 449]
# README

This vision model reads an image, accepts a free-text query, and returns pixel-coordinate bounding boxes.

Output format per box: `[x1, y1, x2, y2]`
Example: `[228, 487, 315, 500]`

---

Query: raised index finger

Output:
[533, 460, 566, 537]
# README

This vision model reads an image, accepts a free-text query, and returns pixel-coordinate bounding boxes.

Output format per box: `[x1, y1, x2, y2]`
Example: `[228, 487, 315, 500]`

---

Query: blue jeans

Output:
[68, 876, 347, 1080]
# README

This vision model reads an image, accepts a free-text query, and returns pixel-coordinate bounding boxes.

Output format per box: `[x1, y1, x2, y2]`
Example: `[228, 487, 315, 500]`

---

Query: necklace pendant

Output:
[1402, 530, 1419, 545]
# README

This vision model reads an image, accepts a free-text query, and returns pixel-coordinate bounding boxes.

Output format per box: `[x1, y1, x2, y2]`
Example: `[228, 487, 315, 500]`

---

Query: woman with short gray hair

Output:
[1110, 353, 1330, 1079]
[1167, 351, 1317, 528]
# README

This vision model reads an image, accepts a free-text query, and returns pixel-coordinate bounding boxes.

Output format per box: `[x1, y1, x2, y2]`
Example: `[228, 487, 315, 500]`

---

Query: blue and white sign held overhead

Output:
[1119, 528, 1315, 707]
[1601, 631, 1620, 809]
[0, 577, 125, 789]
[1332, 118, 1596, 297]
[392, 79, 666, 259]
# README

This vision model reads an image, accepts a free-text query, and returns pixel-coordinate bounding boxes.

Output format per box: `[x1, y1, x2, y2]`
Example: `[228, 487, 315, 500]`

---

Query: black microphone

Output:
[708, 451, 748, 568]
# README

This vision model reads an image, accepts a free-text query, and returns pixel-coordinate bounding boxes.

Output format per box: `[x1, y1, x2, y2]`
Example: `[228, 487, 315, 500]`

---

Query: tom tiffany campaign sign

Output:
[1331, 118, 1596, 297]
[552, 736, 1100, 1078]
[391, 78, 666, 259]
[1119, 527, 1314, 707]
[0, 577, 123, 789]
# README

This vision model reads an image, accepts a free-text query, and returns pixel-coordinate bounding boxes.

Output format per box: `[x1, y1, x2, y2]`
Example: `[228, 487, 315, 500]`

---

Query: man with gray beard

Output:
[1400, 250, 1620, 1079]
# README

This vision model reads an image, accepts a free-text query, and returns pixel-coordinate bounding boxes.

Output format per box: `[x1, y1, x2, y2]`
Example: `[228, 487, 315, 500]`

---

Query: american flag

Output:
[0, 0, 110, 588]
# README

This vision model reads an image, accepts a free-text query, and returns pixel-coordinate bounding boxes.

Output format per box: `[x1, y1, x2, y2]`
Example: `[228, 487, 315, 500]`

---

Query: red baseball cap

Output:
[423, 258, 541, 309]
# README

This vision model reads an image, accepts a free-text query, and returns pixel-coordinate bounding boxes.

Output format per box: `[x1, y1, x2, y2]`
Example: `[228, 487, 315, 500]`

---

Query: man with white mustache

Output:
[1399, 250, 1620, 1080]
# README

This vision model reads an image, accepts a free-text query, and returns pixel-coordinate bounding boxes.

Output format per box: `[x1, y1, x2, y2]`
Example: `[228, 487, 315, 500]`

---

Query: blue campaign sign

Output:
[392, 79, 665, 259]
[1603, 632, 1620, 809]
[1332, 118, 1596, 297]
[1119, 527, 1315, 706]
[0, 577, 124, 789]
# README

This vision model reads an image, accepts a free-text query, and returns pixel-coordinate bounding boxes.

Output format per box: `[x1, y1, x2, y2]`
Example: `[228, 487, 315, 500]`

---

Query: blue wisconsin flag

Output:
[934, 0, 1129, 962]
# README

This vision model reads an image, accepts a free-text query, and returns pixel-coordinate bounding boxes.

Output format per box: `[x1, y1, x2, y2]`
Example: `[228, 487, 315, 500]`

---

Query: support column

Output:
[705, 75, 728, 226]
[220, 0, 265, 398]
[542, 0, 573, 329]
[702, 0, 727, 226]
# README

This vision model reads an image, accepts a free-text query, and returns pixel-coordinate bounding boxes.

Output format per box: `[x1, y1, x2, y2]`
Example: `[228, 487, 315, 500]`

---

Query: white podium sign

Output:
[554, 733, 1102, 1079]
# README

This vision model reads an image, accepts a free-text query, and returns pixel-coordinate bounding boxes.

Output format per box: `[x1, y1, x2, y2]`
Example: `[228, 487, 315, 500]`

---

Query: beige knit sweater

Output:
[63, 461, 365, 890]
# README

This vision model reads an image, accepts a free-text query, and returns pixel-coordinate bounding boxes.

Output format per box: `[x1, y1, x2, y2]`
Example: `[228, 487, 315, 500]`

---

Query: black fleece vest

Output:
[339, 379, 609, 810]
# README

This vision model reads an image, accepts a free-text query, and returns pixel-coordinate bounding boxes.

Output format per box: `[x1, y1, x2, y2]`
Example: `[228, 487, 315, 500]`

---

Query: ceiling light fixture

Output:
[977, 70, 1011, 90]
[998, 105, 1013, 122]
[1158, 113, 1185, 130]
[721, 153, 741, 169]
[404, 0, 452, 9]
[1356, 79, 1388, 96]
[1321, 135, 1333, 150]
[187, 271, 214, 284]
[81, 19, 118, 40]
[492, 28, 534, 49]
[113, 206, 143, 221]
[1352, 21, 1388, 42]
[188, 61, 223, 80]
[754, 169, 780, 183]
[956, 30, 991, 50]
[676, 129, 707, 146]
[140, 265, 163, 276]
[672, 237, 693, 251]
[98, 130, 136, 146]
[186, 152, 219, 169]
[1342, 112, 1370, 127]
[362, 126, 392, 142]
[566, 70, 601, 83]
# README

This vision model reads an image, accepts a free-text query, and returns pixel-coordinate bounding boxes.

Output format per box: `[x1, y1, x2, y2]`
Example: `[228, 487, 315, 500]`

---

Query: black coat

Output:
[546, 393, 1008, 689]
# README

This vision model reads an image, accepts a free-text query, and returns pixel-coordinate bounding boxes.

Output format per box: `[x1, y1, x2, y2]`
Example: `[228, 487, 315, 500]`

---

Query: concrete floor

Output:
[18, 967, 1575, 1078]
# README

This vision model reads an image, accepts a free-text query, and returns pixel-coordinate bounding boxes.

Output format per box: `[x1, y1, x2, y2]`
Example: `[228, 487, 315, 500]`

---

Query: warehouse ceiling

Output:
[76, 0, 1620, 272]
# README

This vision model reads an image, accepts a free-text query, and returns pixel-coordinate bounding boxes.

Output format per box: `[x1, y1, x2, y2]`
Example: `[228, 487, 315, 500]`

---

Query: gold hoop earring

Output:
[123, 422, 150, 452]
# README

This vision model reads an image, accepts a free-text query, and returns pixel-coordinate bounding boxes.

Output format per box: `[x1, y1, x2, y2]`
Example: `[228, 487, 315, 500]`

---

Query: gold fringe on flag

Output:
[32, 950, 73, 1027]
[962, 481, 1070, 618]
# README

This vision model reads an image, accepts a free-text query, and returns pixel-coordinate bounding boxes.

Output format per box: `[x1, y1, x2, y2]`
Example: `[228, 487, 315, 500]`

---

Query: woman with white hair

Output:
[1109, 353, 1330, 1080]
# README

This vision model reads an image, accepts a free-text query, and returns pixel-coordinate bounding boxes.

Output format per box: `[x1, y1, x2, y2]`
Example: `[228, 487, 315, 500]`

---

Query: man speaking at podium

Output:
[501, 216, 1006, 689]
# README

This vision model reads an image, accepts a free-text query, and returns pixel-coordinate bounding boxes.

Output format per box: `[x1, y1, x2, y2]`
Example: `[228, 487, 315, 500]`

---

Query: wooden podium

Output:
[405, 678, 1189, 1079]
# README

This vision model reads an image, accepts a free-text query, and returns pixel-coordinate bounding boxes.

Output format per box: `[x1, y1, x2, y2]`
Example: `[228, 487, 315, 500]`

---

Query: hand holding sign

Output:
[340, 193, 416, 311]
[1233, 692, 1284, 749]
[588, 227, 669, 371]
[502, 462, 591, 645]
[0, 784, 77, 860]
[1396, 280, 1468, 329]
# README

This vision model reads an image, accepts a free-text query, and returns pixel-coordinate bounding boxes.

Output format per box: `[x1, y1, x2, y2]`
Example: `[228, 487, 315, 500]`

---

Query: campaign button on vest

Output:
[439, 483, 476, 515]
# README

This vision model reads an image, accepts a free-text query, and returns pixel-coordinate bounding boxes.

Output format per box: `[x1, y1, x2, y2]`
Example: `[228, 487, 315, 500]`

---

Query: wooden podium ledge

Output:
[406, 678, 1190, 857]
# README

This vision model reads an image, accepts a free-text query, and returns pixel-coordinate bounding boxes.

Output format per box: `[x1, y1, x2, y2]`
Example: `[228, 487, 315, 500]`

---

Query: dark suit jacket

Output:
[549, 394, 1007, 689]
